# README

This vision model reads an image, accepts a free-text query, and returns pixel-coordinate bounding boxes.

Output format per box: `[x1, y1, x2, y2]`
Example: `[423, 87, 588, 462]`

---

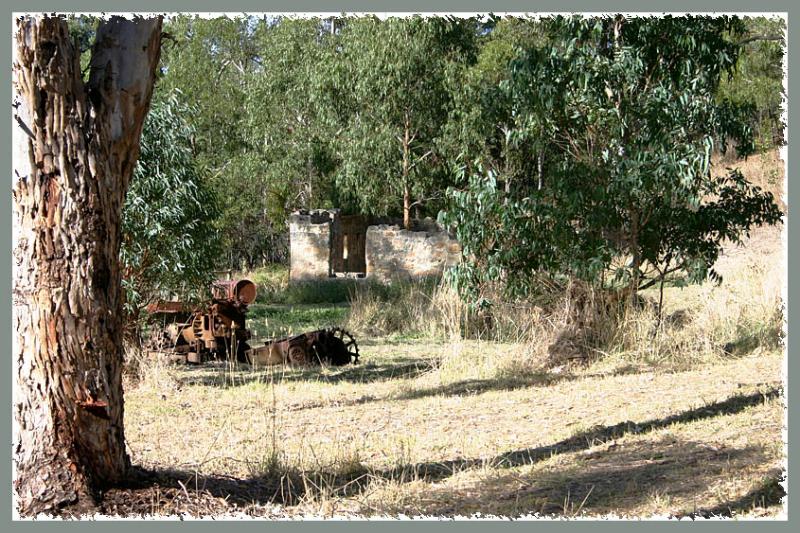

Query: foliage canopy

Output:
[440, 15, 783, 301]
[121, 90, 220, 320]
[329, 16, 480, 227]
[124, 14, 784, 284]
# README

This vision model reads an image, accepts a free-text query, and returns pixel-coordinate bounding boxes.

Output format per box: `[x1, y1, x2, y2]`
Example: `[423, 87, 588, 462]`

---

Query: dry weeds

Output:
[119, 340, 784, 518]
[112, 150, 786, 519]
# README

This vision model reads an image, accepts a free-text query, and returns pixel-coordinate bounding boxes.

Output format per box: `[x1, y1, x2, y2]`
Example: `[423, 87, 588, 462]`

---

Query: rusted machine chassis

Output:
[145, 279, 256, 364]
[246, 327, 360, 367]
[145, 279, 360, 367]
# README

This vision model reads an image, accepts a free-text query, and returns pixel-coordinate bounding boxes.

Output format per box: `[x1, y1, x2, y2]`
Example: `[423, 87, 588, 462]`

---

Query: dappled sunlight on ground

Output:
[123, 338, 784, 517]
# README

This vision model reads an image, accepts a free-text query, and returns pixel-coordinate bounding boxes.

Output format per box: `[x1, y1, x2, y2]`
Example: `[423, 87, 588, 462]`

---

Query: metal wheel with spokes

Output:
[330, 327, 360, 365]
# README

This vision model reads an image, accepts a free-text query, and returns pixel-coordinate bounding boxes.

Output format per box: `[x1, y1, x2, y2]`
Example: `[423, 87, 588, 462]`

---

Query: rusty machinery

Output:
[144, 279, 257, 364]
[245, 327, 360, 367]
[144, 278, 360, 367]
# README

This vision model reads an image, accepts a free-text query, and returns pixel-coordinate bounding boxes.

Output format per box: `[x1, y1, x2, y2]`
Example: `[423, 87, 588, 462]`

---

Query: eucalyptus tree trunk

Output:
[12, 15, 162, 516]
[402, 115, 412, 230]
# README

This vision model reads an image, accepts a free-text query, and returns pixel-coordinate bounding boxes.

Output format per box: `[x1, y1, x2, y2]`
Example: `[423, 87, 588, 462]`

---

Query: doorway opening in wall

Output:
[332, 214, 367, 278]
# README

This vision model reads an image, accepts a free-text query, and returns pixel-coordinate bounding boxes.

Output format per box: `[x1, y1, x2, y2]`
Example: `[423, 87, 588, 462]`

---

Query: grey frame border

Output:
[1, 0, 794, 530]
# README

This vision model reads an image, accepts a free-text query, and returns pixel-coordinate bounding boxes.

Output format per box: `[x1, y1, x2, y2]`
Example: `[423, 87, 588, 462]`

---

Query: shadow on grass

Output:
[391, 365, 642, 402]
[176, 357, 435, 389]
[393, 374, 573, 401]
[674, 469, 786, 519]
[412, 440, 780, 518]
[372, 387, 782, 484]
[100, 387, 782, 517]
[175, 354, 638, 400]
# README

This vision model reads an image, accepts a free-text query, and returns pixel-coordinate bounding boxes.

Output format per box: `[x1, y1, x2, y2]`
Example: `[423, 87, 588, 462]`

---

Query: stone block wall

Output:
[365, 223, 461, 283]
[289, 210, 462, 283]
[289, 210, 338, 281]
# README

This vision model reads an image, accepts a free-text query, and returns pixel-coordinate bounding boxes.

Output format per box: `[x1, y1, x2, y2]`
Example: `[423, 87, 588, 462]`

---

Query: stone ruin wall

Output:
[288, 210, 337, 281]
[364, 224, 461, 283]
[289, 210, 461, 283]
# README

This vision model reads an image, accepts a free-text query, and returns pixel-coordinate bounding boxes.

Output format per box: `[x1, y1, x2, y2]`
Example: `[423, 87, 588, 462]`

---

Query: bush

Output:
[345, 276, 489, 340]
[344, 235, 783, 373]
[245, 264, 373, 305]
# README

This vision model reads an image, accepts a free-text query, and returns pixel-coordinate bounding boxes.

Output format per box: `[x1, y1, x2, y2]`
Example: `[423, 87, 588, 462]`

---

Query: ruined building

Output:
[289, 209, 461, 283]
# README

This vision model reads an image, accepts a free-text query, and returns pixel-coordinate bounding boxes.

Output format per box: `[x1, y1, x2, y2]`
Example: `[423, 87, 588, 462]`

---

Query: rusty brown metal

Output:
[211, 278, 257, 305]
[145, 300, 190, 314]
[144, 279, 360, 368]
[144, 278, 256, 364]
[245, 327, 360, 367]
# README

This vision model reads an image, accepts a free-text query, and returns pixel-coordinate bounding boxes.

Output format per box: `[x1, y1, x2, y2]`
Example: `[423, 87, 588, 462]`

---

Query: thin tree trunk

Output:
[402, 114, 411, 230]
[403, 183, 411, 230]
[629, 206, 641, 299]
[12, 15, 162, 516]
[537, 150, 544, 191]
[502, 127, 512, 204]
[305, 157, 314, 205]
[657, 271, 666, 327]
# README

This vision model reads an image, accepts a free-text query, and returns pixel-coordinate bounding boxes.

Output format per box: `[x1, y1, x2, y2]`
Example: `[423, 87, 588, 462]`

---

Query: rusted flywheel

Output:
[330, 327, 360, 364]
[288, 345, 308, 365]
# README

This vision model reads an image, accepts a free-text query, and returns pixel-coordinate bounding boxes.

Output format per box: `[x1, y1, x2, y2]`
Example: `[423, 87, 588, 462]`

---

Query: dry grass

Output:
[117, 150, 786, 519]
[583, 224, 785, 375]
[345, 223, 784, 377]
[122, 344, 784, 518]
[123, 228, 787, 517]
[714, 148, 786, 212]
[344, 278, 476, 340]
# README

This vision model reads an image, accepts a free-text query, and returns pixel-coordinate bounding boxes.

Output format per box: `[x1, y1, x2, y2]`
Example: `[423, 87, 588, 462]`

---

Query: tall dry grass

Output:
[123, 344, 184, 392]
[344, 278, 476, 340]
[345, 225, 784, 375]
[714, 149, 786, 213]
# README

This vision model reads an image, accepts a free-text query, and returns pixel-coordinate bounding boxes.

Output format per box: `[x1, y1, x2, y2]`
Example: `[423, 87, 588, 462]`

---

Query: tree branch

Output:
[408, 150, 433, 173]
[737, 34, 784, 46]
[408, 192, 445, 209]
[637, 264, 683, 291]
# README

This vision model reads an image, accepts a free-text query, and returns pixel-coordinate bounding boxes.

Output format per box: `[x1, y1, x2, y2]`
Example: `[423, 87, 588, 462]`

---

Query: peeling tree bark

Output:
[12, 15, 162, 516]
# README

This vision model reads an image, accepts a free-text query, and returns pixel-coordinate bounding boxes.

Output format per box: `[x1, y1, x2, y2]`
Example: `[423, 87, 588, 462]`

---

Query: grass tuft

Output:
[120, 150, 785, 519]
